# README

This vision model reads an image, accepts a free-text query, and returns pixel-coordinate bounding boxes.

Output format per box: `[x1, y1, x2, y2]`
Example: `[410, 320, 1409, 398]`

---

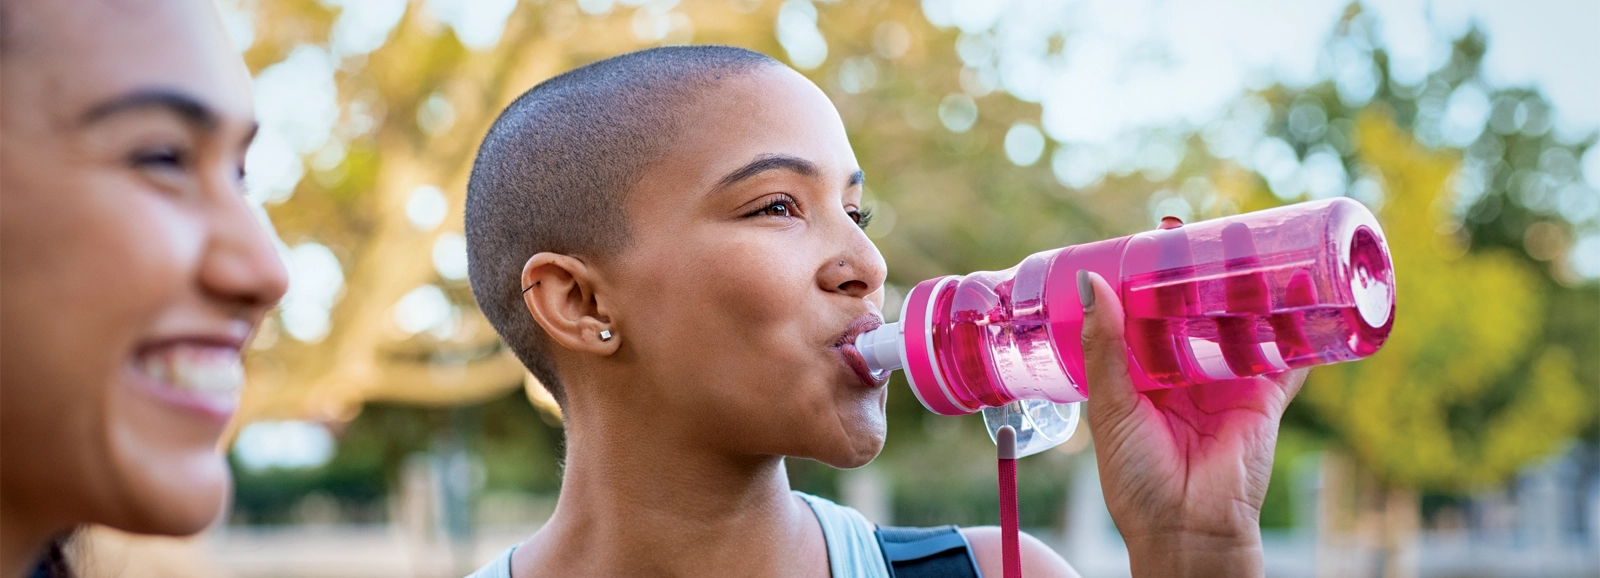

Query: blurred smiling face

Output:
[0, 0, 287, 536]
[604, 66, 890, 468]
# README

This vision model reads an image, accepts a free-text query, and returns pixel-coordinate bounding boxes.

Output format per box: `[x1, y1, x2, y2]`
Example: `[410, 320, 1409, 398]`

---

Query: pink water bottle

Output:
[854, 197, 1396, 456]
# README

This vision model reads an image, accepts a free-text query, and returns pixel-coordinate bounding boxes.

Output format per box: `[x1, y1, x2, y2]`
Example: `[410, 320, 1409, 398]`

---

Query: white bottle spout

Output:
[854, 322, 904, 376]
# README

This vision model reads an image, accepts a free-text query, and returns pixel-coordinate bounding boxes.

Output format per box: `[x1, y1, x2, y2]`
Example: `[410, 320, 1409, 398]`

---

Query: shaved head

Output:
[466, 45, 780, 405]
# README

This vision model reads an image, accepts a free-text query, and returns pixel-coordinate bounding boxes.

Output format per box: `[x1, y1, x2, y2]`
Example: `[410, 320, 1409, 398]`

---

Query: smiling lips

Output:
[834, 314, 889, 389]
[131, 342, 246, 420]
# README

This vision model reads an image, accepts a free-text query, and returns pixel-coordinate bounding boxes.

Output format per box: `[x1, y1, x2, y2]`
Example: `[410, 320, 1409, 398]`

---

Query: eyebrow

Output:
[716, 154, 818, 189]
[715, 154, 866, 190]
[80, 89, 221, 132]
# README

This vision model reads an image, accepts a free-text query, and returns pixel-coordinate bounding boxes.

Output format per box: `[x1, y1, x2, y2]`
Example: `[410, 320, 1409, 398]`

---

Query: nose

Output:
[818, 224, 887, 301]
[200, 195, 289, 314]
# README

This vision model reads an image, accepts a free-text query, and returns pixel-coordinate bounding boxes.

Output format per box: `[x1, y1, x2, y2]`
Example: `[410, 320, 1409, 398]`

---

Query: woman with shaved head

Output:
[0, 0, 288, 575]
[461, 44, 1307, 577]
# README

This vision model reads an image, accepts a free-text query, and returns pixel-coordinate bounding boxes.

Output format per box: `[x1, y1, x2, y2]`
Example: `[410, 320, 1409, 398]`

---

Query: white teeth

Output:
[135, 346, 245, 401]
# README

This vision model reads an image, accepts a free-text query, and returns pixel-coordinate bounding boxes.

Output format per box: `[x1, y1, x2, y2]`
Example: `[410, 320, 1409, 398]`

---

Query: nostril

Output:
[837, 280, 869, 294]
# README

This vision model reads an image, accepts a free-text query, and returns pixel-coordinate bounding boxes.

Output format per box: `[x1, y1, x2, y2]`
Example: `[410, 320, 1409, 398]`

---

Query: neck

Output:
[1, 496, 61, 578]
[516, 403, 826, 577]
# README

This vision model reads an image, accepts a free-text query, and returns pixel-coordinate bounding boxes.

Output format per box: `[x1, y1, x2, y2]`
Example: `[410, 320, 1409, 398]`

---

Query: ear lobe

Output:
[520, 253, 620, 355]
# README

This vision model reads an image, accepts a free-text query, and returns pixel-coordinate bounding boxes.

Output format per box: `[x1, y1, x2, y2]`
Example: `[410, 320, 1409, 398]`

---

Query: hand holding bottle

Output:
[1078, 270, 1308, 578]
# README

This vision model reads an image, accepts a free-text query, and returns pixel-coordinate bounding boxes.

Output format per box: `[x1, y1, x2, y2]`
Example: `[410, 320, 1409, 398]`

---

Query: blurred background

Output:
[72, 0, 1599, 576]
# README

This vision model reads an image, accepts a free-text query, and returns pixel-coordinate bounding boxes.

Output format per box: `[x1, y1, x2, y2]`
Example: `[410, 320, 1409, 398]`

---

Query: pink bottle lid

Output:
[900, 276, 980, 416]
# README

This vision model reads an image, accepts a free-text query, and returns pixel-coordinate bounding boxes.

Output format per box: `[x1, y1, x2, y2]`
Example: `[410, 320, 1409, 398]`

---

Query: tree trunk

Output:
[1378, 485, 1419, 578]
[1314, 451, 1421, 578]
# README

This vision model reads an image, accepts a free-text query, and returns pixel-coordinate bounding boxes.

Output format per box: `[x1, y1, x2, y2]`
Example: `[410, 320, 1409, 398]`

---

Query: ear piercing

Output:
[521, 281, 541, 293]
[599, 329, 613, 342]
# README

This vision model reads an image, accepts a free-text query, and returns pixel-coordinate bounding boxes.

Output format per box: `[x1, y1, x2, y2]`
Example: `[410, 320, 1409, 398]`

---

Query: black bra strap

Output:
[875, 525, 983, 578]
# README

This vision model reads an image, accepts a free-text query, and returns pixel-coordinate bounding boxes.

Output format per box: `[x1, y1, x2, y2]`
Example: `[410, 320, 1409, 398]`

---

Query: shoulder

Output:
[958, 526, 1080, 578]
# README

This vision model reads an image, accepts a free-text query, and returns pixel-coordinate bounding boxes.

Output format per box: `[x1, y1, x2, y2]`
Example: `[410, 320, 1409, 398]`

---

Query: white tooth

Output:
[165, 349, 245, 394]
[136, 356, 170, 384]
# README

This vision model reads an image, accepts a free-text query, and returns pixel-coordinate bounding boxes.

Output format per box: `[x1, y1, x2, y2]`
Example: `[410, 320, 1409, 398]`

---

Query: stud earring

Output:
[599, 329, 613, 341]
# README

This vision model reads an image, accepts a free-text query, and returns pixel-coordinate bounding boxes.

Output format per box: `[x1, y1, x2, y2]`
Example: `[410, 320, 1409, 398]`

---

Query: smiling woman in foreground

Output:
[0, 1, 287, 575]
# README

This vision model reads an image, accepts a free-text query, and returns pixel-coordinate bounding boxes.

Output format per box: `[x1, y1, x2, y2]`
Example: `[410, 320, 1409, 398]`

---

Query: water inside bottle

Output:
[1122, 226, 1394, 387]
[934, 252, 1086, 407]
[922, 218, 1394, 401]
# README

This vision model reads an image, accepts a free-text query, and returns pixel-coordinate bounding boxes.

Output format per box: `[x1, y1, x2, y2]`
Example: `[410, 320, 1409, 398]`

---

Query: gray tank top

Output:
[463, 491, 889, 578]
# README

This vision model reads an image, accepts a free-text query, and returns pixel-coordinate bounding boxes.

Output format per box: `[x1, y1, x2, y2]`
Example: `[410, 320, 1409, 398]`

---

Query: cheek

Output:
[618, 228, 885, 460]
[0, 169, 209, 529]
[630, 233, 817, 368]
[705, 240, 813, 325]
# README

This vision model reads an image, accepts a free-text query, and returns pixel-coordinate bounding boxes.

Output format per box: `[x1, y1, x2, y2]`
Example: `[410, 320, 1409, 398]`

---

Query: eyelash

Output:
[130, 145, 188, 172]
[850, 207, 874, 229]
[131, 145, 252, 195]
[749, 194, 799, 219]
[746, 194, 874, 230]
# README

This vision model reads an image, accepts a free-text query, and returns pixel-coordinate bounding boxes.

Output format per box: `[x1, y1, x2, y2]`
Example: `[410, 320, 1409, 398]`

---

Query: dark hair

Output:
[465, 45, 780, 407]
[28, 533, 75, 578]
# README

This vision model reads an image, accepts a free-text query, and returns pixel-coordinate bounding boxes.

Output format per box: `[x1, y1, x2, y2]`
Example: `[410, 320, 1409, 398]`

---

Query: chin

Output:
[106, 433, 234, 536]
[823, 446, 882, 470]
[815, 401, 887, 469]
[130, 458, 230, 535]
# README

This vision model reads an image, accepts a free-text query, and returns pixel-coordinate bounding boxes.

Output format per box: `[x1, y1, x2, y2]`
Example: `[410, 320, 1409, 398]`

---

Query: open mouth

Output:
[833, 314, 889, 389]
[128, 340, 246, 423]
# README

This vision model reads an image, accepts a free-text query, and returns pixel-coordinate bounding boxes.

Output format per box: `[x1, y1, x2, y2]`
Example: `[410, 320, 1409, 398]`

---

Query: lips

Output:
[128, 340, 246, 422]
[833, 314, 889, 389]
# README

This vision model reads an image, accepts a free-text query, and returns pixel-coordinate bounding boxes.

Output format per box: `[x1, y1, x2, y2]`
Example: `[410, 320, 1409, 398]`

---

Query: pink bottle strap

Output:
[996, 426, 1021, 578]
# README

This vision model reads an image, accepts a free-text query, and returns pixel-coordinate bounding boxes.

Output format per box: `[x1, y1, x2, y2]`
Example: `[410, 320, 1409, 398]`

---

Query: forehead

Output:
[654, 67, 858, 190]
[3, 0, 253, 124]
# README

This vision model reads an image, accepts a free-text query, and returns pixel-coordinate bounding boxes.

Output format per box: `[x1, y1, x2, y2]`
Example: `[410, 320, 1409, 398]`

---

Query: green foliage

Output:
[231, 390, 564, 523]
[230, 0, 1595, 525]
[1299, 113, 1589, 490]
[230, 403, 433, 524]
[1240, 11, 1597, 492]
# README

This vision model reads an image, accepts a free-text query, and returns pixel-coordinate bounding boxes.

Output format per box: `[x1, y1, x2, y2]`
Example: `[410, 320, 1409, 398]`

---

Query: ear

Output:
[520, 253, 620, 355]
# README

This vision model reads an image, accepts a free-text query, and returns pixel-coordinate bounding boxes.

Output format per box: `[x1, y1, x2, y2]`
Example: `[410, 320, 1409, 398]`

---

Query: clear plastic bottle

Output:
[855, 197, 1396, 456]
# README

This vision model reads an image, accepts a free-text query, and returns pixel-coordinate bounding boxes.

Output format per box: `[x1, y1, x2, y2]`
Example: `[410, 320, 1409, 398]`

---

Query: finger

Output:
[1079, 270, 1139, 419]
[1271, 367, 1311, 403]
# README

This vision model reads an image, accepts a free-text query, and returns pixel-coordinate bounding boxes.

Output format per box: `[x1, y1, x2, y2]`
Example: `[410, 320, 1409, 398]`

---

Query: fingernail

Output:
[1077, 269, 1095, 312]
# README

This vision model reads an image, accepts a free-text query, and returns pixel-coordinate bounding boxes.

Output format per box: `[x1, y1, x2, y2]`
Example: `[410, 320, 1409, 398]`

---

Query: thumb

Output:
[1078, 270, 1139, 420]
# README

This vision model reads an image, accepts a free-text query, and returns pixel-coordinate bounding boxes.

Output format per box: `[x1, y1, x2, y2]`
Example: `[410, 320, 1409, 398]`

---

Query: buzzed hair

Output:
[466, 45, 780, 407]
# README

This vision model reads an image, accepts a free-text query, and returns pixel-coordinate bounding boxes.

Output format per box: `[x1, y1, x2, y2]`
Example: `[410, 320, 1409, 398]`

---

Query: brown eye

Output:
[747, 194, 800, 220]
[849, 207, 874, 229]
[131, 146, 187, 172]
[763, 202, 792, 217]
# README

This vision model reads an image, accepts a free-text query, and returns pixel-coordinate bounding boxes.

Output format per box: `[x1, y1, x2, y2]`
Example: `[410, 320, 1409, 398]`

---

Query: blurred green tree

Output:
[225, 2, 1596, 557]
[1159, 9, 1597, 575]
[227, 0, 1089, 528]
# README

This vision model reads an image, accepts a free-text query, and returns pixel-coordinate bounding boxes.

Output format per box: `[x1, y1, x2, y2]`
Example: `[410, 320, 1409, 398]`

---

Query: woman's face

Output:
[604, 67, 890, 468]
[0, 0, 287, 536]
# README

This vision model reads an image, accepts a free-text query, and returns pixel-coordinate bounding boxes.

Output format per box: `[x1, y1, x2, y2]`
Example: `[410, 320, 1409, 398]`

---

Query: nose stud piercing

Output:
[599, 329, 613, 342]
[838, 260, 846, 267]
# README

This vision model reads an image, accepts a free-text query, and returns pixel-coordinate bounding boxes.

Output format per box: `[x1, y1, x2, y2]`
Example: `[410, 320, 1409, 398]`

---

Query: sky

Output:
[910, 0, 1599, 278]
[918, 0, 1599, 144]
